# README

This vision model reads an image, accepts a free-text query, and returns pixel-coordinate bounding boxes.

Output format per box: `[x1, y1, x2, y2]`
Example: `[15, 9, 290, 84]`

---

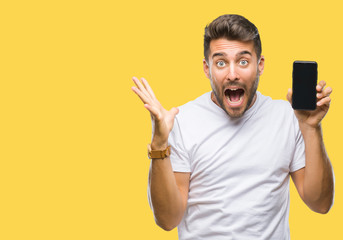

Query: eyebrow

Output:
[237, 51, 252, 57]
[211, 50, 252, 59]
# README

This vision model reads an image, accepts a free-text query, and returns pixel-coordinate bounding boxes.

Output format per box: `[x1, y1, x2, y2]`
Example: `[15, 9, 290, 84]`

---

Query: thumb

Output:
[170, 107, 179, 117]
[287, 88, 292, 104]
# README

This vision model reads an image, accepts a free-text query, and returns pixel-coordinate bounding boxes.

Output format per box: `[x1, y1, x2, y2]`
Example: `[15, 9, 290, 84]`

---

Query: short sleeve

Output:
[290, 113, 306, 172]
[168, 117, 191, 172]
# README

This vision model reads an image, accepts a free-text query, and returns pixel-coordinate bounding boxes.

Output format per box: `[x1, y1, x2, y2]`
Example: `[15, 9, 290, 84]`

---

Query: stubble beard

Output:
[210, 72, 260, 118]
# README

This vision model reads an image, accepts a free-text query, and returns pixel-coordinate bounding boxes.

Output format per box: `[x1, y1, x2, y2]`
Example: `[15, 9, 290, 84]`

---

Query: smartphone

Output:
[292, 61, 317, 110]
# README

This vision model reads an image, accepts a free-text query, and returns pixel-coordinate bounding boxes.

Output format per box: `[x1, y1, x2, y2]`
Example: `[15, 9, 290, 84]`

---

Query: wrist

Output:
[299, 122, 321, 131]
[299, 123, 322, 139]
[151, 138, 169, 150]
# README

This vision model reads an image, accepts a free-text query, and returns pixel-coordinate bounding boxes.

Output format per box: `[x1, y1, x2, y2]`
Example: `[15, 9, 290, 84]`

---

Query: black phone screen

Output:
[292, 61, 317, 110]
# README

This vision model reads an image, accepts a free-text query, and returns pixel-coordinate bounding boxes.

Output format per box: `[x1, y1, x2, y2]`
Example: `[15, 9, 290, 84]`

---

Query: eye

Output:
[239, 60, 248, 66]
[216, 60, 226, 68]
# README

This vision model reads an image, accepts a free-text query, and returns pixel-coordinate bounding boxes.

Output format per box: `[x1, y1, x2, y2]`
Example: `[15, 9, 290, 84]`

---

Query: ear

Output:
[258, 56, 265, 75]
[203, 59, 210, 79]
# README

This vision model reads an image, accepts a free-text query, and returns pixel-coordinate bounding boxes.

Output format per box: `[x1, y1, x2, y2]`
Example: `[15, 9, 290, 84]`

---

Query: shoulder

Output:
[257, 92, 293, 115]
[171, 92, 225, 141]
[255, 92, 299, 132]
[169, 92, 213, 155]
[179, 92, 211, 110]
[252, 92, 297, 131]
[176, 92, 214, 120]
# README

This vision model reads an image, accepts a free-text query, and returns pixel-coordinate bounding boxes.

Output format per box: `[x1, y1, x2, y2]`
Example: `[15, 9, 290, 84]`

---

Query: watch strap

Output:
[148, 144, 171, 159]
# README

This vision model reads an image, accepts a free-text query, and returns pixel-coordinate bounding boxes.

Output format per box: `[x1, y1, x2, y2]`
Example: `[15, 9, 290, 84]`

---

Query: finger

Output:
[132, 77, 152, 101]
[322, 86, 333, 97]
[132, 77, 149, 98]
[317, 96, 331, 107]
[132, 76, 147, 92]
[317, 86, 332, 99]
[286, 88, 292, 103]
[316, 80, 326, 92]
[131, 86, 151, 104]
[141, 78, 157, 100]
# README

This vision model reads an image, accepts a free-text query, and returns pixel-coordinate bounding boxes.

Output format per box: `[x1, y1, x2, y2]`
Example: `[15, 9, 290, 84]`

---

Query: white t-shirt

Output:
[168, 91, 305, 240]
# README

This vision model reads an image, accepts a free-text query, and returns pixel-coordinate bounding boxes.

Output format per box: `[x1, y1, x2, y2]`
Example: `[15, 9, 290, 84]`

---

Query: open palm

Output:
[132, 77, 179, 145]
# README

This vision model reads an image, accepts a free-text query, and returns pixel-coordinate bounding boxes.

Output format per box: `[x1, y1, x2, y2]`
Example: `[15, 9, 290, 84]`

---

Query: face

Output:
[203, 38, 265, 118]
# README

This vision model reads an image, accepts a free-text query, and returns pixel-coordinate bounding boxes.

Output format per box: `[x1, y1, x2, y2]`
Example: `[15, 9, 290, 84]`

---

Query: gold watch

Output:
[147, 144, 171, 159]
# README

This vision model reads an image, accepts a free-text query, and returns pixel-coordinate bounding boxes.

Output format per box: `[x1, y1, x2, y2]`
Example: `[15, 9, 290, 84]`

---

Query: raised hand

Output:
[131, 77, 179, 148]
[287, 80, 332, 129]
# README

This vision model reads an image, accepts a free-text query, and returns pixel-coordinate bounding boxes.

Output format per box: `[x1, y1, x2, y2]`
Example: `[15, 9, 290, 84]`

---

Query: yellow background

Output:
[0, 0, 342, 239]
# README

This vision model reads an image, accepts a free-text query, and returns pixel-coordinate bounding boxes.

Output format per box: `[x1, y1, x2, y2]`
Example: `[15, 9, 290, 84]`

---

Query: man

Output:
[131, 14, 334, 239]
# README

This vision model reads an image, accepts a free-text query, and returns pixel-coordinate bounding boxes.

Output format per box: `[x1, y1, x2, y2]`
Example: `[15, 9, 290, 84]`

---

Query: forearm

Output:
[300, 124, 334, 213]
[148, 142, 186, 231]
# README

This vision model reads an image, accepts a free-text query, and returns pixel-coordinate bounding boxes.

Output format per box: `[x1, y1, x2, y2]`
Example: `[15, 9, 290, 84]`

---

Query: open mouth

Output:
[224, 88, 244, 104]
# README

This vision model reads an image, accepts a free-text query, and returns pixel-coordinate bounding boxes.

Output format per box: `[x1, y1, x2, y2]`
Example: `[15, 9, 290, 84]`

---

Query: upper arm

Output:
[174, 172, 190, 210]
[290, 167, 305, 201]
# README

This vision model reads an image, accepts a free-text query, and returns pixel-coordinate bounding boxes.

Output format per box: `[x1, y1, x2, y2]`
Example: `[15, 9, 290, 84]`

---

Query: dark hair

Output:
[204, 14, 262, 62]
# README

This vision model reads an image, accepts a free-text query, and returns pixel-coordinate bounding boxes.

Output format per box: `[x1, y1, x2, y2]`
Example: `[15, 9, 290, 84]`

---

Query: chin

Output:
[226, 108, 245, 118]
[224, 97, 249, 118]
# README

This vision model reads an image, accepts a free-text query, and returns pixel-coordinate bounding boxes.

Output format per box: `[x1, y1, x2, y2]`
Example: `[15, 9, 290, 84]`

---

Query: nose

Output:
[226, 63, 239, 81]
